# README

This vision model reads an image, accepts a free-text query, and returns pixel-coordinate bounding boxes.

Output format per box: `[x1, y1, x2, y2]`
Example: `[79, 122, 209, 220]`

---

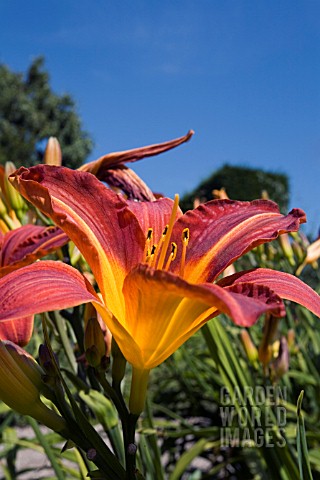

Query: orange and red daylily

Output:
[5, 165, 320, 381]
[0, 224, 68, 345]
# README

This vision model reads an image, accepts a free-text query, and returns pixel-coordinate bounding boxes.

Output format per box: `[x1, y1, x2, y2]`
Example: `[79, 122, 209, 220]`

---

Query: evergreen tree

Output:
[0, 57, 93, 168]
[181, 164, 289, 212]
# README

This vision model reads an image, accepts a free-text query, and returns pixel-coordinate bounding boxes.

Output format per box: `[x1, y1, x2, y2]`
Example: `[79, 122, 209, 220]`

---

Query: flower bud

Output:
[84, 317, 106, 368]
[240, 329, 258, 365]
[0, 341, 66, 432]
[266, 243, 276, 261]
[258, 315, 280, 366]
[296, 238, 320, 276]
[278, 233, 295, 266]
[44, 137, 62, 166]
[38, 344, 63, 396]
[305, 238, 320, 264]
[39, 343, 59, 377]
[292, 241, 306, 265]
[4, 162, 26, 213]
[5, 341, 44, 387]
[287, 329, 295, 349]
[111, 338, 127, 387]
[0, 194, 7, 217]
[0, 219, 9, 233]
[271, 336, 289, 381]
[69, 242, 82, 266]
[212, 188, 229, 200]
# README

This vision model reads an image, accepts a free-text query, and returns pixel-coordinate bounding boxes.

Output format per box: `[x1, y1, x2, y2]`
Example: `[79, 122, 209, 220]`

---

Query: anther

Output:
[162, 225, 168, 237]
[182, 228, 190, 244]
[144, 228, 154, 261]
[164, 242, 177, 270]
[148, 244, 157, 266]
[180, 228, 190, 278]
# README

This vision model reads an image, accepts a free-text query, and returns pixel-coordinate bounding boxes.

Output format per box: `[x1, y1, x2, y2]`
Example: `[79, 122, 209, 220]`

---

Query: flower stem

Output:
[129, 368, 150, 416]
[125, 413, 139, 480]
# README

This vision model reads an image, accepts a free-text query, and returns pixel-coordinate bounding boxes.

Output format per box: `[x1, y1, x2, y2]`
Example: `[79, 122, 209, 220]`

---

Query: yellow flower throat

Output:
[144, 194, 189, 278]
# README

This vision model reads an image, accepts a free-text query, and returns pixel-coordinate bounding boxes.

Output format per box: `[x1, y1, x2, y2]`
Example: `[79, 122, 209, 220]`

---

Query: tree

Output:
[0, 57, 93, 168]
[180, 164, 289, 212]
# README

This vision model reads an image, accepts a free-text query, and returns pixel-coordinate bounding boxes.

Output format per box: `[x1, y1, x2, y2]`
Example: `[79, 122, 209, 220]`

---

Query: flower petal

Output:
[171, 199, 306, 282]
[0, 261, 102, 329]
[119, 264, 285, 369]
[78, 130, 194, 174]
[218, 268, 320, 317]
[102, 166, 155, 200]
[127, 197, 182, 245]
[0, 316, 34, 347]
[10, 166, 145, 322]
[0, 224, 68, 277]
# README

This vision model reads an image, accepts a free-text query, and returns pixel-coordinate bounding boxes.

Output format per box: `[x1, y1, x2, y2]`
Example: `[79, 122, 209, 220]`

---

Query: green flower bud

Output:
[240, 329, 258, 365]
[0, 341, 66, 432]
[84, 317, 106, 368]
[4, 162, 25, 211]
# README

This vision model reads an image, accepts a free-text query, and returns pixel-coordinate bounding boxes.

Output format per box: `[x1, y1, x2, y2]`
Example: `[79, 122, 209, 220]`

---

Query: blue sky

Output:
[1, 1, 319, 234]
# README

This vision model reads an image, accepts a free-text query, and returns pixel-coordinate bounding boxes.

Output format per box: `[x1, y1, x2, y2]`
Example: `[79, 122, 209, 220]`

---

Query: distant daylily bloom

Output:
[0, 224, 68, 345]
[5, 166, 320, 411]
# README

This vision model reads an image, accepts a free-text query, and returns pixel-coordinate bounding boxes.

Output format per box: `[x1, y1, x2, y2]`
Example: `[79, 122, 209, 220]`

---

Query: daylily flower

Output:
[78, 130, 194, 200]
[0, 224, 68, 345]
[4, 165, 320, 414]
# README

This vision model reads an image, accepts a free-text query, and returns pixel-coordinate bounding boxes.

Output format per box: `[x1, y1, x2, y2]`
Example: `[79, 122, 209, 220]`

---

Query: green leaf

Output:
[296, 391, 313, 480]
[169, 438, 214, 480]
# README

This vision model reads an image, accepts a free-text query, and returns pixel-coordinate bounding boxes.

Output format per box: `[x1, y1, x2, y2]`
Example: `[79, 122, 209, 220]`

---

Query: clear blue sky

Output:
[1, 1, 319, 234]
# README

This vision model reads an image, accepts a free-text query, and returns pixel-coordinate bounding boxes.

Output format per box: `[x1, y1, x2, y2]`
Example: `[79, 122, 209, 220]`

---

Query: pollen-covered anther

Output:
[180, 228, 190, 278]
[182, 228, 190, 244]
[162, 225, 168, 237]
[145, 244, 158, 265]
[164, 242, 177, 270]
[143, 228, 153, 260]
[152, 225, 168, 266]
[147, 228, 153, 240]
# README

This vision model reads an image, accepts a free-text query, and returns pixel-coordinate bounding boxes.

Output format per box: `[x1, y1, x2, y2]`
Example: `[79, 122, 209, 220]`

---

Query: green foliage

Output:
[181, 164, 289, 212]
[146, 236, 320, 479]
[0, 232, 319, 478]
[0, 57, 93, 168]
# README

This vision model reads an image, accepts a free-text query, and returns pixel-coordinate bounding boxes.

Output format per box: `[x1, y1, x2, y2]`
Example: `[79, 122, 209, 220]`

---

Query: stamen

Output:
[157, 194, 180, 270]
[149, 244, 157, 266]
[145, 248, 151, 263]
[164, 242, 177, 270]
[151, 225, 168, 266]
[143, 228, 153, 260]
[180, 228, 190, 278]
